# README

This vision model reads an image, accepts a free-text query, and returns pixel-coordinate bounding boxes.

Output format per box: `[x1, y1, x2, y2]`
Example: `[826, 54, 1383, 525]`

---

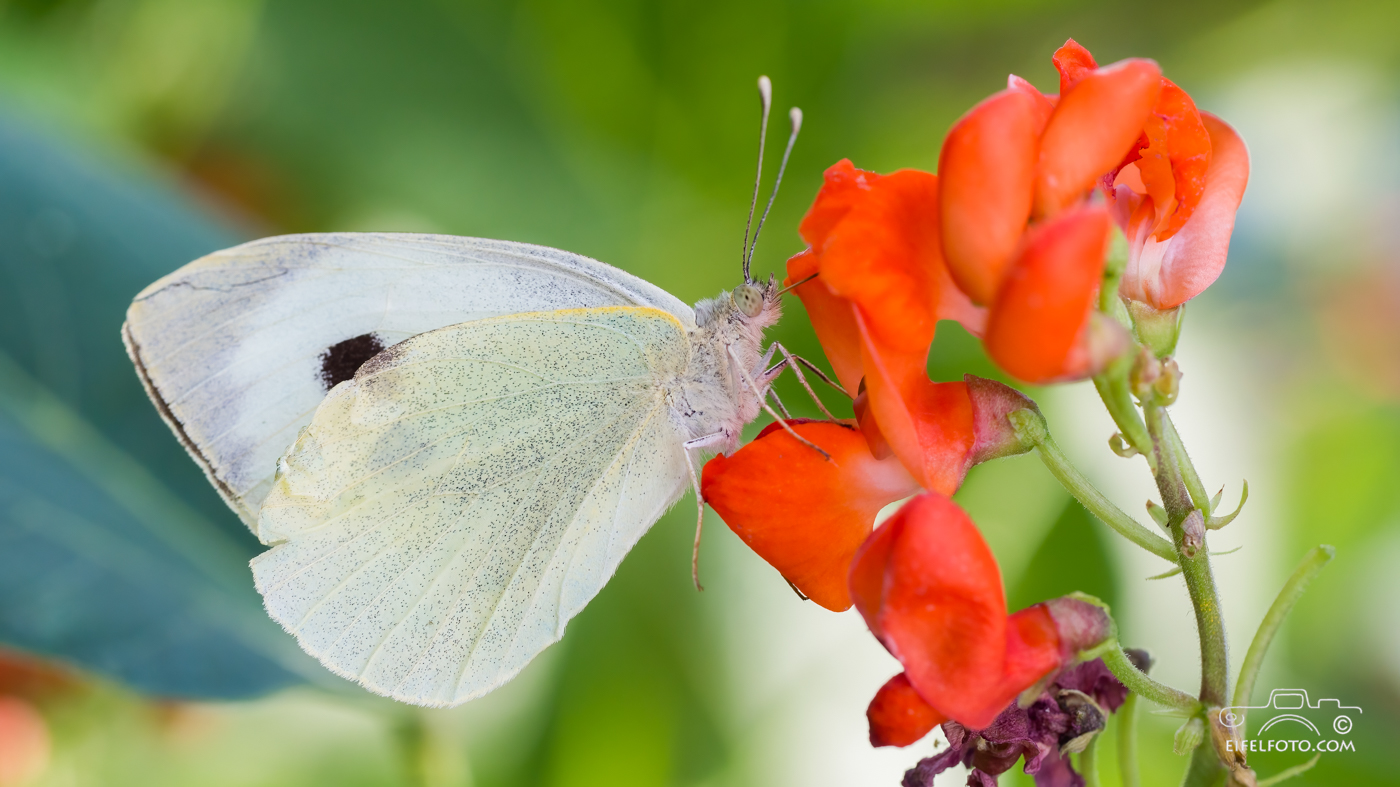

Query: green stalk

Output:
[1233, 546, 1335, 733]
[1164, 412, 1212, 513]
[1093, 357, 1156, 468]
[1009, 412, 1176, 562]
[1117, 692, 1142, 787]
[1101, 644, 1200, 713]
[1181, 745, 1226, 787]
[1145, 404, 1230, 709]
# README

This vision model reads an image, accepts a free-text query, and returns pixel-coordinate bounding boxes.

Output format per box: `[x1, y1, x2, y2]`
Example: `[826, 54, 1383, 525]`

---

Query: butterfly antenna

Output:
[741, 76, 773, 284]
[747, 106, 803, 272]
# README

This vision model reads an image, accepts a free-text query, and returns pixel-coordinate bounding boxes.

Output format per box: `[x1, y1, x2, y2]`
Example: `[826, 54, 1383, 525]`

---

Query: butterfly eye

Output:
[732, 283, 765, 318]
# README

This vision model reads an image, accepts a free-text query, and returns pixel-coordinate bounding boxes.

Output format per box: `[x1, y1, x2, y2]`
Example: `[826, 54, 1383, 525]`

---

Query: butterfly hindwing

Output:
[251, 307, 692, 706]
[123, 233, 694, 528]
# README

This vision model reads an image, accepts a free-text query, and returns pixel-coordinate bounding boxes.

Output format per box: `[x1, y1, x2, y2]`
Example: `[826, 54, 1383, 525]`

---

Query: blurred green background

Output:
[0, 0, 1397, 784]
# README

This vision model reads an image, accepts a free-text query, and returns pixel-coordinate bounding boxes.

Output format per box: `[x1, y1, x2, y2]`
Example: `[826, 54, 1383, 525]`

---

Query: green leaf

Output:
[1009, 499, 1120, 614]
[0, 113, 336, 698]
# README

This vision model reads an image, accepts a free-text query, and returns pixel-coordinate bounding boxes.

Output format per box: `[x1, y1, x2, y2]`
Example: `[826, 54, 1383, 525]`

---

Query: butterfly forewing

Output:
[123, 233, 693, 529]
[251, 307, 691, 706]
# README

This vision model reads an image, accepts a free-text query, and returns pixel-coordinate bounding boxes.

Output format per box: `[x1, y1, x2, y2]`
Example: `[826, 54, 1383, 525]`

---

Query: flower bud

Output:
[1043, 595, 1113, 658]
[964, 375, 1042, 465]
[1130, 346, 1161, 401]
[1154, 358, 1182, 406]
[1181, 509, 1205, 558]
[1174, 716, 1205, 754]
[1124, 647, 1155, 674]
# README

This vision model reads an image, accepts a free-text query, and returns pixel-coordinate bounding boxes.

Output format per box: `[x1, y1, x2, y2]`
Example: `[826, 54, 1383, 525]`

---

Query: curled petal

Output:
[851, 494, 1030, 728]
[1007, 74, 1056, 133]
[785, 250, 862, 394]
[1003, 604, 1064, 695]
[939, 89, 1041, 305]
[797, 158, 875, 249]
[819, 168, 983, 354]
[1147, 79, 1212, 238]
[1120, 113, 1248, 309]
[1052, 38, 1098, 95]
[702, 420, 918, 611]
[985, 206, 1114, 383]
[868, 672, 946, 747]
[855, 310, 976, 494]
[1035, 58, 1163, 217]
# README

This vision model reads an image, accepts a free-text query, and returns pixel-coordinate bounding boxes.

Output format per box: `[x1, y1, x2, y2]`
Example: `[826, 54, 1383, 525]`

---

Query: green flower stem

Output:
[1101, 644, 1200, 713]
[1080, 734, 1101, 787]
[1010, 412, 1176, 562]
[1117, 692, 1141, 787]
[1233, 545, 1336, 731]
[1182, 745, 1227, 787]
[1093, 357, 1156, 468]
[1144, 404, 1229, 710]
[1164, 412, 1212, 514]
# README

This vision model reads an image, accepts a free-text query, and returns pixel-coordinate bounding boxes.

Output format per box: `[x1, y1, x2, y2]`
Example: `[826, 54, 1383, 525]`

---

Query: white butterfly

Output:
[122, 80, 831, 706]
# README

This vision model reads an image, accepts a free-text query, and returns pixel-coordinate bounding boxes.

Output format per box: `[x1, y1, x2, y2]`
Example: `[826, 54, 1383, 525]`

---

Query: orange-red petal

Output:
[938, 88, 1041, 305]
[785, 250, 863, 395]
[849, 494, 1070, 729]
[819, 169, 982, 354]
[1003, 604, 1064, 695]
[850, 494, 1009, 727]
[798, 158, 875, 248]
[855, 311, 976, 494]
[1120, 113, 1248, 309]
[1007, 74, 1056, 133]
[702, 420, 918, 611]
[1035, 58, 1163, 218]
[1052, 38, 1098, 96]
[868, 672, 946, 747]
[1152, 79, 1212, 239]
[985, 205, 1112, 383]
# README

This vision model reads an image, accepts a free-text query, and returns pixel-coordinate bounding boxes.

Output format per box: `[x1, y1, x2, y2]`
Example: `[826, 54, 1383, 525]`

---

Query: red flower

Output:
[940, 37, 1248, 368]
[849, 493, 1110, 733]
[702, 420, 919, 611]
[1114, 111, 1249, 310]
[784, 160, 989, 493]
[702, 380, 1039, 614]
[867, 672, 944, 748]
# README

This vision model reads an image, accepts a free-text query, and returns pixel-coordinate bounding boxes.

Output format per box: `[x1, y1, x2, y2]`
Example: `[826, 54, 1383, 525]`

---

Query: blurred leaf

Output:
[532, 513, 729, 787]
[0, 348, 335, 698]
[1008, 499, 1120, 614]
[0, 112, 338, 698]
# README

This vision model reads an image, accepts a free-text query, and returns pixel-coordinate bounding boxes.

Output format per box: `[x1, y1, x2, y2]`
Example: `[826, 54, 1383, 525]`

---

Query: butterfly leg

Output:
[766, 386, 793, 419]
[727, 345, 831, 461]
[764, 343, 844, 420]
[682, 430, 730, 592]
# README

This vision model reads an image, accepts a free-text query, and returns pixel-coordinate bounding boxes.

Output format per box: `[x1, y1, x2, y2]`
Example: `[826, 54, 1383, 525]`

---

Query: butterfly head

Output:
[731, 281, 765, 318]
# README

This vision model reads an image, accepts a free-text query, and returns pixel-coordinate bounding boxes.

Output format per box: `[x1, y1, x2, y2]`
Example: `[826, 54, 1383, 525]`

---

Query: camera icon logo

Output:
[1218, 689, 1361, 736]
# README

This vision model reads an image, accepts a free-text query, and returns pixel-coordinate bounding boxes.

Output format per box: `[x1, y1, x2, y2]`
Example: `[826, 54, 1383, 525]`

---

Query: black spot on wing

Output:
[319, 333, 386, 390]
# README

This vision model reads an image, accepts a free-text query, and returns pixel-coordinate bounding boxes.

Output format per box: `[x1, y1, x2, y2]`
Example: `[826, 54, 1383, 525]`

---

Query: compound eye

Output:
[732, 283, 764, 318]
